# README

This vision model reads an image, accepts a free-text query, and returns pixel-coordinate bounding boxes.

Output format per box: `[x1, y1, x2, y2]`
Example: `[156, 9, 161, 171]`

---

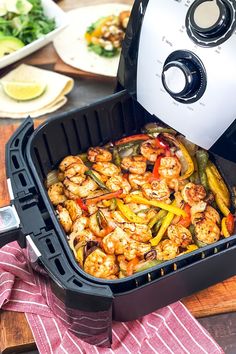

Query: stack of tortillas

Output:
[0, 64, 74, 118]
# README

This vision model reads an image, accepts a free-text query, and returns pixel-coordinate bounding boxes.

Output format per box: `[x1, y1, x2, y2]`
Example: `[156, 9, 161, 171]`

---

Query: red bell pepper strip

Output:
[152, 155, 162, 179]
[85, 189, 123, 205]
[115, 134, 149, 146]
[177, 203, 191, 228]
[226, 213, 235, 235]
[76, 198, 88, 212]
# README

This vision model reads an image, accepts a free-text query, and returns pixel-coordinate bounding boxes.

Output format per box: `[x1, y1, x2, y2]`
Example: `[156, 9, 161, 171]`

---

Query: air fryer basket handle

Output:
[0, 205, 21, 248]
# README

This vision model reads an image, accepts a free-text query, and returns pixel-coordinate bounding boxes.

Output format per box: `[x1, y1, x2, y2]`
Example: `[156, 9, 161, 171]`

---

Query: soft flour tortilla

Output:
[53, 3, 131, 77]
[0, 64, 74, 118]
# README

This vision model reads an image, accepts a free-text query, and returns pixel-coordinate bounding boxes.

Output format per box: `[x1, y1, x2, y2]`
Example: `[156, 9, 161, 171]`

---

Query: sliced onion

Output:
[45, 170, 59, 188]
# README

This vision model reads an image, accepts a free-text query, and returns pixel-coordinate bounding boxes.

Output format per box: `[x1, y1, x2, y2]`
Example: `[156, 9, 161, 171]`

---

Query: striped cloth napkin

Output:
[0, 242, 224, 354]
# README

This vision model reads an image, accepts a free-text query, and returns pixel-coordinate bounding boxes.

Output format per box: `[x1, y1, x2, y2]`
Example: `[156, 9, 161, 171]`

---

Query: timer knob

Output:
[187, 0, 233, 40]
[162, 51, 206, 103]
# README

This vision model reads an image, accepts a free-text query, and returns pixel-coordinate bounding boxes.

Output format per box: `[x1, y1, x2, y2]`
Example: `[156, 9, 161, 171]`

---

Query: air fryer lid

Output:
[118, 0, 236, 161]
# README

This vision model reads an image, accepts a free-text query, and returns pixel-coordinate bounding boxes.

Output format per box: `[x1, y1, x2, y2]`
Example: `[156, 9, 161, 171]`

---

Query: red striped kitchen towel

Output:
[0, 242, 224, 354]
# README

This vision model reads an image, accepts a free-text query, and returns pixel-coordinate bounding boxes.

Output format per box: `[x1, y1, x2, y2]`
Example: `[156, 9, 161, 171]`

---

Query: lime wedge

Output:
[1, 81, 47, 101]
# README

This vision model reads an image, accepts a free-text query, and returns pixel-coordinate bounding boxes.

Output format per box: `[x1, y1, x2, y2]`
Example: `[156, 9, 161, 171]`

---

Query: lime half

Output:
[1, 81, 47, 101]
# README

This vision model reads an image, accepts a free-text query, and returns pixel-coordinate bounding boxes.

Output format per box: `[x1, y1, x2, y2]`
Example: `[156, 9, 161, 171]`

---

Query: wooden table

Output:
[1, 0, 236, 353]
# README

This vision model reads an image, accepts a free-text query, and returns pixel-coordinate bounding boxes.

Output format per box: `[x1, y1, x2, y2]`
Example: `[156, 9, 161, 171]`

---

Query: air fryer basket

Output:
[2, 89, 236, 346]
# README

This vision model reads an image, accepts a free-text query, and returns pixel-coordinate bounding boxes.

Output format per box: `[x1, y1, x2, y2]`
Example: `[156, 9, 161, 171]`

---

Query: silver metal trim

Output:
[7, 178, 14, 200]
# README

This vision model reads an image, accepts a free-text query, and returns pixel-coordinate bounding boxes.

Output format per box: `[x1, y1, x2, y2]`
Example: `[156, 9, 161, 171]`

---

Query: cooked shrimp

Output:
[182, 182, 206, 206]
[106, 175, 131, 196]
[57, 205, 72, 233]
[92, 162, 120, 177]
[140, 139, 165, 162]
[194, 219, 220, 244]
[158, 157, 182, 179]
[87, 147, 112, 162]
[204, 205, 220, 224]
[71, 216, 89, 234]
[64, 177, 98, 198]
[101, 227, 129, 255]
[123, 240, 151, 261]
[121, 155, 147, 175]
[128, 172, 152, 189]
[64, 162, 88, 179]
[84, 249, 119, 278]
[59, 156, 84, 172]
[64, 200, 82, 222]
[155, 239, 179, 261]
[122, 223, 152, 242]
[48, 182, 67, 206]
[167, 224, 192, 248]
[69, 175, 86, 185]
[89, 212, 115, 238]
[142, 179, 170, 201]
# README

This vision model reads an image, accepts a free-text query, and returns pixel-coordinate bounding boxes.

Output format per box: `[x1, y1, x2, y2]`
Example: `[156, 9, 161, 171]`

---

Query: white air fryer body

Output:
[118, 0, 236, 161]
[137, 0, 236, 150]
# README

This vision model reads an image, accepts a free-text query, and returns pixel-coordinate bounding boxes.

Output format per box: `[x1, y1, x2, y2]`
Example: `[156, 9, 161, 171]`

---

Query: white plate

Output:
[0, 0, 68, 69]
[53, 3, 131, 77]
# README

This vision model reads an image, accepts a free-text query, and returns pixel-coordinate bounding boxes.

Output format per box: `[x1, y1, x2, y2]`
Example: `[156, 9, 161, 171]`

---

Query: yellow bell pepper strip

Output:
[125, 195, 187, 217]
[221, 217, 230, 237]
[163, 133, 194, 180]
[148, 209, 168, 229]
[150, 210, 175, 246]
[178, 244, 199, 256]
[116, 199, 147, 224]
[215, 194, 230, 217]
[208, 161, 230, 206]
[206, 165, 230, 207]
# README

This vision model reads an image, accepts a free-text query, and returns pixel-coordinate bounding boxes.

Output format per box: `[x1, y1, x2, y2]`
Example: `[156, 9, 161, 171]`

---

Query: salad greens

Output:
[0, 0, 56, 45]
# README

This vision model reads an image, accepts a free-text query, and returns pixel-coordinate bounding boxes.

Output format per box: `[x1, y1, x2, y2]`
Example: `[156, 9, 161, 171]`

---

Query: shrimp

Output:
[48, 182, 67, 206]
[159, 157, 181, 179]
[121, 155, 147, 175]
[204, 205, 220, 224]
[101, 227, 129, 255]
[182, 182, 206, 206]
[194, 219, 220, 244]
[122, 223, 152, 242]
[89, 212, 115, 238]
[140, 139, 165, 162]
[87, 147, 112, 162]
[123, 240, 151, 261]
[167, 224, 192, 248]
[64, 163, 88, 179]
[106, 175, 131, 196]
[84, 249, 119, 279]
[142, 179, 170, 201]
[155, 239, 179, 261]
[69, 217, 96, 251]
[64, 200, 82, 222]
[57, 205, 72, 233]
[128, 172, 152, 189]
[64, 177, 98, 198]
[59, 156, 84, 172]
[92, 162, 120, 177]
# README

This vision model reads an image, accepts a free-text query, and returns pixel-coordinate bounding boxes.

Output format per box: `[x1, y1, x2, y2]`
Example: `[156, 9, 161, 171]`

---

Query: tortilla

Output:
[0, 64, 74, 118]
[53, 3, 131, 77]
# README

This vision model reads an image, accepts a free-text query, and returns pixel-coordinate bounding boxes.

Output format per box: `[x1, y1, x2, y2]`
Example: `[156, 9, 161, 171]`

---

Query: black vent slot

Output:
[73, 279, 83, 288]
[12, 155, 20, 169]
[55, 258, 66, 275]
[46, 238, 55, 254]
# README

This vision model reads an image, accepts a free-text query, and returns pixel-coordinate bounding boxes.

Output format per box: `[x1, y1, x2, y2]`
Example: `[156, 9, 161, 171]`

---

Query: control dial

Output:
[162, 51, 206, 104]
[186, 0, 236, 47]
